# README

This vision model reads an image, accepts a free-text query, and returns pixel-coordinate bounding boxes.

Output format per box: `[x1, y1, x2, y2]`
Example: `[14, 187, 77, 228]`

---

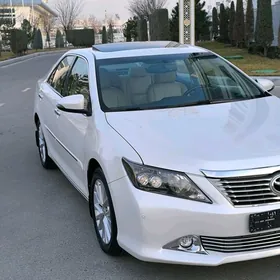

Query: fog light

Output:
[163, 235, 207, 254]
[179, 236, 193, 248]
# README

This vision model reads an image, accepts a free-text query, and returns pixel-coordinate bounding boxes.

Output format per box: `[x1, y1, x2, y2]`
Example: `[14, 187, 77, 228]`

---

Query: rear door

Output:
[39, 55, 75, 163]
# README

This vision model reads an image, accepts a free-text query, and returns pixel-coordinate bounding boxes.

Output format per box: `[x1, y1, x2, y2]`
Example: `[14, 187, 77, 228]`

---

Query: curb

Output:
[0, 50, 67, 67]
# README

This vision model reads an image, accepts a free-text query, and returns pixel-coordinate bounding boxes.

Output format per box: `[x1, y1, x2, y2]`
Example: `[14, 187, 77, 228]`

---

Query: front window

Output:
[96, 53, 269, 112]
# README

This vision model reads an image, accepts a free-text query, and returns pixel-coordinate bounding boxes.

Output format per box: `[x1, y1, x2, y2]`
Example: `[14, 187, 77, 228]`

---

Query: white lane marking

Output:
[0, 57, 34, 68]
[22, 88, 31, 92]
[0, 103, 4, 107]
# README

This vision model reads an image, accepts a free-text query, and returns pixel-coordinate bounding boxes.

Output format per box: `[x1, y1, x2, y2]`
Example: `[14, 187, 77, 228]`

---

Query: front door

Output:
[55, 56, 91, 194]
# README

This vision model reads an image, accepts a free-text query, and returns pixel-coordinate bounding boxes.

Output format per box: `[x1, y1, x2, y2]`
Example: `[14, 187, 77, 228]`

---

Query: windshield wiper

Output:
[159, 100, 212, 109]
[108, 106, 146, 112]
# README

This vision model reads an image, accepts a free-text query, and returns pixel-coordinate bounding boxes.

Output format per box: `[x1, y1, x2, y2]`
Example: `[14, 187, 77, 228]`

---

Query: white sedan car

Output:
[34, 41, 280, 266]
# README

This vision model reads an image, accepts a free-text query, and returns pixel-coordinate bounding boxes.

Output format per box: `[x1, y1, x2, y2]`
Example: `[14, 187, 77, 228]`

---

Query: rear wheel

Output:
[36, 121, 56, 169]
[89, 168, 123, 256]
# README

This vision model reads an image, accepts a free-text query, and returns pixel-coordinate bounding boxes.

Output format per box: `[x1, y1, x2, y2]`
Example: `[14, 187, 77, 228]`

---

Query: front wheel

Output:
[36, 121, 56, 169]
[89, 168, 123, 256]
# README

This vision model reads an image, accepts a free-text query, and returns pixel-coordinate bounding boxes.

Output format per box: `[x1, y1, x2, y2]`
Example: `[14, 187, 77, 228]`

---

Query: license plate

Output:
[249, 210, 280, 233]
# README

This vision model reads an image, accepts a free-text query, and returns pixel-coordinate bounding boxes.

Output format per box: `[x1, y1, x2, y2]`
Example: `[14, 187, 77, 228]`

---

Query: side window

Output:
[66, 57, 90, 108]
[47, 56, 75, 96]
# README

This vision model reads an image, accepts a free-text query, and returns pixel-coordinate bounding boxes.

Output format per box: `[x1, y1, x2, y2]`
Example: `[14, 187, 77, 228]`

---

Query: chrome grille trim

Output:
[201, 167, 280, 207]
[201, 165, 280, 179]
[201, 230, 280, 253]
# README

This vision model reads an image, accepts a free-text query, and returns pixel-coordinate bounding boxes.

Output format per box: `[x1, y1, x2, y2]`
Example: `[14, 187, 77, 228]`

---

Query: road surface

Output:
[1, 53, 280, 280]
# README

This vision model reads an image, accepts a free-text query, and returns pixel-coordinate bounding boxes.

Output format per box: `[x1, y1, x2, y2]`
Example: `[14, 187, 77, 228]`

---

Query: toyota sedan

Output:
[34, 41, 280, 266]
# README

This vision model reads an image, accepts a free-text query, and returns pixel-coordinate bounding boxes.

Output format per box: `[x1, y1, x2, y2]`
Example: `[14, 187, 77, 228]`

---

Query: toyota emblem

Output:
[270, 174, 280, 195]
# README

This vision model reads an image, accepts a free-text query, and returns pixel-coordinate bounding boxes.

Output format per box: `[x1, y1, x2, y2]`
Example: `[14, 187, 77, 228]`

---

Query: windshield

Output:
[96, 52, 269, 112]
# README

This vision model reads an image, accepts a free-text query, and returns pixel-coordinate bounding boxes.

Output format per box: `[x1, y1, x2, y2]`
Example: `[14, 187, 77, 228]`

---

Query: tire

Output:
[36, 120, 57, 169]
[89, 168, 123, 256]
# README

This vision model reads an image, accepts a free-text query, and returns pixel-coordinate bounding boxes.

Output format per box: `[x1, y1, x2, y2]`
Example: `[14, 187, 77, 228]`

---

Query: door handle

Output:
[38, 93, 43, 100]
[54, 108, 61, 116]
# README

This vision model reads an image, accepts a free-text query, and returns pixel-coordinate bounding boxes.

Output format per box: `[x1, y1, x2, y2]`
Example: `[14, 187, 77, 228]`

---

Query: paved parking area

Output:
[1, 54, 280, 279]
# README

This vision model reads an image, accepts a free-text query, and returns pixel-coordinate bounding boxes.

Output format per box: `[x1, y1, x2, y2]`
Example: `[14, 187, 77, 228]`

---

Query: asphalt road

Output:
[1, 54, 280, 280]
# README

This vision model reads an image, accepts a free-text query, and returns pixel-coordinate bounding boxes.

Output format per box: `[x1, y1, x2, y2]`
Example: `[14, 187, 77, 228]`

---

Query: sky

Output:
[47, 0, 179, 21]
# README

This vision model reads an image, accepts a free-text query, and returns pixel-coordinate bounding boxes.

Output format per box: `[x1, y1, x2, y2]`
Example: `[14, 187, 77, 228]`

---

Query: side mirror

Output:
[57, 94, 90, 116]
[255, 78, 275, 92]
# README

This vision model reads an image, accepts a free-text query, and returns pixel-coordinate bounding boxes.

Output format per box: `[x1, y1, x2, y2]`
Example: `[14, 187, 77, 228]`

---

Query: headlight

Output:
[122, 158, 212, 203]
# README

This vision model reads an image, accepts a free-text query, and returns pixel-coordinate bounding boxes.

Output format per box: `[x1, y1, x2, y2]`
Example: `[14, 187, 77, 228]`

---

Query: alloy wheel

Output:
[94, 179, 112, 244]
[38, 125, 46, 163]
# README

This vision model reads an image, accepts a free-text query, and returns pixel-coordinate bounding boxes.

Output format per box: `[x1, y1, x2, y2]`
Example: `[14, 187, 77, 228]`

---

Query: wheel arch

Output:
[87, 158, 102, 191]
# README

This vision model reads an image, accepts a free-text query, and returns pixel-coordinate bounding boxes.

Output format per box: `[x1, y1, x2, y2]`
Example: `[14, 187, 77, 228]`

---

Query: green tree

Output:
[255, 0, 274, 57]
[102, 26, 107, 43]
[123, 17, 138, 42]
[233, 0, 245, 47]
[228, 1, 235, 44]
[195, 0, 210, 41]
[21, 19, 33, 45]
[245, 0, 254, 46]
[169, 2, 179, 42]
[219, 3, 229, 42]
[212, 7, 219, 39]
[107, 23, 114, 43]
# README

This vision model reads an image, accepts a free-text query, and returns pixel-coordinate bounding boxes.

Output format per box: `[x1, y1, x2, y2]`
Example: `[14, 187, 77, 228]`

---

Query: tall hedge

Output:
[149, 9, 169, 41]
[66, 29, 95, 47]
[233, 0, 245, 47]
[245, 0, 254, 46]
[102, 26, 107, 43]
[228, 1, 235, 44]
[255, 0, 274, 57]
[55, 30, 64, 48]
[219, 3, 229, 43]
[278, 23, 280, 48]
[212, 7, 219, 39]
[33, 29, 43, 50]
[137, 19, 148, 41]
[11, 29, 28, 54]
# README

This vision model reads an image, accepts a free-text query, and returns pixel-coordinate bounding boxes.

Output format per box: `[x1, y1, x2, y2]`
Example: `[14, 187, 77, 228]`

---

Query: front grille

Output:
[201, 230, 280, 253]
[208, 174, 280, 207]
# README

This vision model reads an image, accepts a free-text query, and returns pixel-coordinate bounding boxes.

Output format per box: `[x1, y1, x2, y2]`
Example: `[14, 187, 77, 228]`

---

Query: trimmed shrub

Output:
[55, 30, 64, 48]
[33, 29, 43, 50]
[11, 29, 28, 55]
[137, 19, 148, 41]
[102, 26, 107, 43]
[149, 9, 169, 41]
[66, 29, 95, 47]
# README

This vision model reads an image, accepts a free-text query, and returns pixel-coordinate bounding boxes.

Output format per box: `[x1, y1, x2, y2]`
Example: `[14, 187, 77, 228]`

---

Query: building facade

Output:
[0, 0, 57, 46]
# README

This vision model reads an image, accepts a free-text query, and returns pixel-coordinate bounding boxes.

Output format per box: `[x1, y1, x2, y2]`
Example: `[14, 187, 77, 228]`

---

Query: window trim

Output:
[46, 54, 76, 97]
[64, 54, 92, 116]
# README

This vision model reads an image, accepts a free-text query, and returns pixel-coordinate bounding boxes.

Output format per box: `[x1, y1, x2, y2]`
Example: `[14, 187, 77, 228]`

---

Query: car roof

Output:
[66, 41, 209, 60]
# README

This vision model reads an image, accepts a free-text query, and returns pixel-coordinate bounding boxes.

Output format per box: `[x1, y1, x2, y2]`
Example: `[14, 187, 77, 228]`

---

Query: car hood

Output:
[106, 96, 280, 175]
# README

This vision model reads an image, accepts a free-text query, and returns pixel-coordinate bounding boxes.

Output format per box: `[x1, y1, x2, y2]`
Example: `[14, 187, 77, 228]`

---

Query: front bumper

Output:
[109, 174, 280, 266]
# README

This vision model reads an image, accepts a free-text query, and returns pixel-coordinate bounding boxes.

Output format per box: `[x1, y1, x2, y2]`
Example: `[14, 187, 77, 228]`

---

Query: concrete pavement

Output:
[1, 54, 280, 279]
